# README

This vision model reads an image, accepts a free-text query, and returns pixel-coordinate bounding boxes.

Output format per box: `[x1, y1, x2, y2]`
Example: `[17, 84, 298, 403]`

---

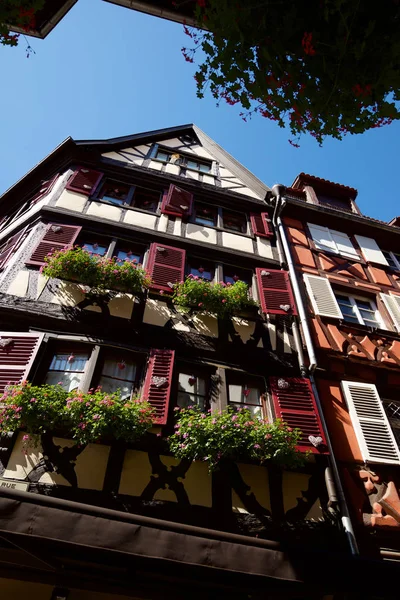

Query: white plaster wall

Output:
[36, 273, 48, 299]
[87, 202, 122, 222]
[257, 238, 274, 259]
[185, 170, 199, 181]
[158, 138, 183, 148]
[266, 317, 276, 351]
[186, 223, 217, 244]
[202, 175, 215, 186]
[157, 213, 168, 232]
[6, 270, 29, 297]
[55, 189, 87, 212]
[124, 210, 157, 230]
[143, 299, 171, 326]
[190, 146, 214, 160]
[222, 232, 253, 253]
[50, 282, 86, 306]
[231, 318, 256, 343]
[149, 160, 163, 171]
[0, 172, 71, 244]
[165, 163, 180, 176]
[173, 217, 182, 236]
[108, 294, 134, 319]
[191, 313, 218, 338]
[4, 433, 109, 490]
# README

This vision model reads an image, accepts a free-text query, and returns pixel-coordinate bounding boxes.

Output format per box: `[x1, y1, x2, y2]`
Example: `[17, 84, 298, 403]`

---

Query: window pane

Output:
[355, 299, 374, 311]
[115, 250, 142, 264]
[133, 188, 159, 212]
[195, 204, 216, 227]
[177, 373, 206, 410]
[199, 163, 211, 173]
[98, 357, 136, 400]
[223, 211, 247, 233]
[190, 265, 213, 280]
[195, 215, 215, 227]
[223, 268, 251, 286]
[82, 243, 107, 257]
[45, 371, 84, 392]
[338, 303, 356, 317]
[45, 353, 89, 392]
[383, 251, 397, 268]
[186, 160, 199, 170]
[100, 182, 130, 206]
[156, 151, 169, 162]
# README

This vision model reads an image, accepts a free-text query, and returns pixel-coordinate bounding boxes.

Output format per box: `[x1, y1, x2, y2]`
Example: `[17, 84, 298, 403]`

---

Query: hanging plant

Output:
[169, 406, 306, 472]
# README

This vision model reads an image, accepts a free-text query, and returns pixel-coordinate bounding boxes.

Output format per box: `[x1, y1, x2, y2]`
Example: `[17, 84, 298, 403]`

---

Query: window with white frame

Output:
[308, 223, 359, 260]
[335, 292, 384, 328]
[382, 399, 400, 449]
[43, 346, 141, 398]
[382, 250, 400, 270]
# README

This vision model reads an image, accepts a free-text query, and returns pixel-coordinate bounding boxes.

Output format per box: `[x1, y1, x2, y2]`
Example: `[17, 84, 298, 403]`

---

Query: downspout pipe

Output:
[269, 184, 359, 556]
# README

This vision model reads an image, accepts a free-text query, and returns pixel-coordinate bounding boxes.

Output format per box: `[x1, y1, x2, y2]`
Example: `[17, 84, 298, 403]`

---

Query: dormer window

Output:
[317, 194, 353, 213]
[155, 148, 212, 173]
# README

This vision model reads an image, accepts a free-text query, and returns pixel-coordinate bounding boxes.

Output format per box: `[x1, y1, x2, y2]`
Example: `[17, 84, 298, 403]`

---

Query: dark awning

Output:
[0, 487, 397, 595]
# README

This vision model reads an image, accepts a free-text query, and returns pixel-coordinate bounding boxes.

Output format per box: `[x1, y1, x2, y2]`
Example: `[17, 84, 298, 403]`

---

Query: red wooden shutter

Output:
[147, 243, 186, 292]
[30, 174, 59, 205]
[0, 229, 26, 270]
[256, 268, 298, 315]
[142, 349, 175, 425]
[270, 377, 328, 454]
[66, 167, 103, 196]
[0, 332, 44, 394]
[250, 213, 272, 237]
[26, 223, 81, 266]
[161, 184, 193, 217]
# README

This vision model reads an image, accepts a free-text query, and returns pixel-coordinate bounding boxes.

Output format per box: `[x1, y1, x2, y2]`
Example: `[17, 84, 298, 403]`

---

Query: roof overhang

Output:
[9, 0, 77, 39]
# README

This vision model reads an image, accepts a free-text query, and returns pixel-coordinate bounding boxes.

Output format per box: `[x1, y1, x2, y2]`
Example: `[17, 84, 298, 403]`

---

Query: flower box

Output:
[172, 276, 258, 318]
[42, 246, 152, 295]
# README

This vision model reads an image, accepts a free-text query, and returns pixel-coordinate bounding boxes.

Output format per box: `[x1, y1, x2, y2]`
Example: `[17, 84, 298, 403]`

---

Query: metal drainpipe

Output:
[270, 184, 359, 556]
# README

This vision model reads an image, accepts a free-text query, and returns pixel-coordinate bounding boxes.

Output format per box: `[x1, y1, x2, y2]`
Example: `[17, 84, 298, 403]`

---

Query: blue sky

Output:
[0, 0, 398, 221]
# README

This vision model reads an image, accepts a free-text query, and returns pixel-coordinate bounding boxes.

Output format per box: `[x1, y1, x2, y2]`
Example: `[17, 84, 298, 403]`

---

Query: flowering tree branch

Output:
[177, 0, 400, 145]
[0, 0, 44, 54]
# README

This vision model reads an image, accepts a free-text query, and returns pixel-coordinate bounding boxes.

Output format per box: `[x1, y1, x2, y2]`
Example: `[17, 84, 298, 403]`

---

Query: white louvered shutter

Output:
[381, 294, 400, 332]
[341, 381, 400, 465]
[303, 274, 343, 318]
[308, 224, 336, 254]
[354, 235, 388, 266]
[330, 229, 359, 260]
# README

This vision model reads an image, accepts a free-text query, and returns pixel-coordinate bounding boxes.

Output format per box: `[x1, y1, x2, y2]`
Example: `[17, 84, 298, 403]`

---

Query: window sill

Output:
[323, 317, 396, 339]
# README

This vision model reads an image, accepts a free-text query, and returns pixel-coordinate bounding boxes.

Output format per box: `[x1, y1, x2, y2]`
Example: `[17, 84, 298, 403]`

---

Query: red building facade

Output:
[279, 173, 400, 560]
